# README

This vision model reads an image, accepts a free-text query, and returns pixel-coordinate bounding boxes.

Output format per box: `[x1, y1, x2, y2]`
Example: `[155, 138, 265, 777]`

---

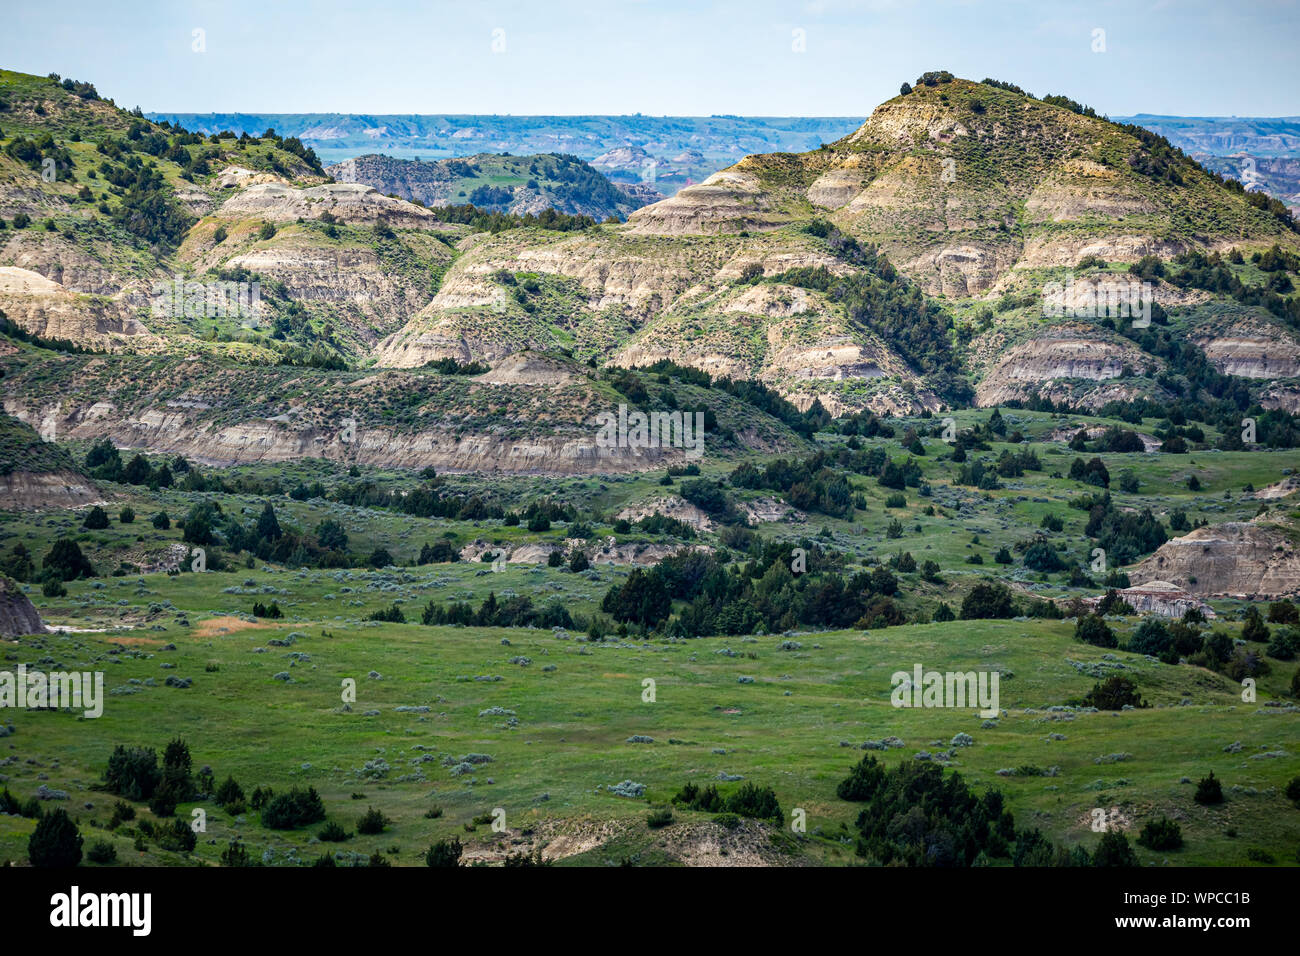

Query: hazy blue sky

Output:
[2, 0, 1296, 117]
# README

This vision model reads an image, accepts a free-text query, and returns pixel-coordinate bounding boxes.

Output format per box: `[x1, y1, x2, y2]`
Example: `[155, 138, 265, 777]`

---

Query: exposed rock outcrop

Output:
[1130, 520, 1300, 599]
[0, 576, 44, 637]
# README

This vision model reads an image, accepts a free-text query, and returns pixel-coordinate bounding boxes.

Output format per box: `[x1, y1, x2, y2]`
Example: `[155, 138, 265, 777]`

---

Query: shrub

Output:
[960, 582, 1014, 620]
[86, 839, 117, 864]
[1137, 816, 1183, 851]
[83, 505, 109, 529]
[261, 786, 326, 829]
[158, 817, 196, 853]
[214, 776, 244, 807]
[1082, 675, 1146, 710]
[119, 506, 134, 524]
[1075, 613, 1117, 648]
[1128, 618, 1171, 656]
[1023, 541, 1065, 572]
[646, 808, 674, 829]
[1194, 771, 1224, 805]
[318, 820, 350, 842]
[219, 839, 251, 866]
[837, 756, 1013, 866]
[426, 837, 463, 867]
[28, 808, 83, 867]
[108, 800, 135, 828]
[104, 745, 161, 800]
[1092, 830, 1138, 867]
[356, 807, 391, 835]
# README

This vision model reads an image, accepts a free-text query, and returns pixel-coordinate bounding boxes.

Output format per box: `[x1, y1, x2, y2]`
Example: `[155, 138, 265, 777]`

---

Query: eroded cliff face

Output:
[2, 350, 802, 476]
[1194, 326, 1300, 378]
[0, 576, 44, 638]
[974, 325, 1156, 407]
[214, 182, 443, 229]
[0, 469, 102, 509]
[0, 266, 156, 350]
[1130, 519, 1300, 599]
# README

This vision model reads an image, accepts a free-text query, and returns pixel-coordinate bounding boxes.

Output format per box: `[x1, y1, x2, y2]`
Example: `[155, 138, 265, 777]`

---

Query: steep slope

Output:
[1130, 516, 1300, 599]
[0, 575, 43, 637]
[0, 408, 101, 508]
[0, 348, 807, 475]
[376, 76, 1299, 414]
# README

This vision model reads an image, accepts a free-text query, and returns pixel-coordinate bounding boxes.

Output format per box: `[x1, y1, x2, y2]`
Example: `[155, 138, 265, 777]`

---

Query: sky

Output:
[1, 0, 1297, 117]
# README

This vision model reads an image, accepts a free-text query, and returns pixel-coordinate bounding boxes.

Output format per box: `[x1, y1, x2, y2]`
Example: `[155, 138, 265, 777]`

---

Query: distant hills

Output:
[2, 67, 1299, 473]
[326, 152, 651, 220]
[145, 113, 865, 196]
[1115, 115, 1300, 158]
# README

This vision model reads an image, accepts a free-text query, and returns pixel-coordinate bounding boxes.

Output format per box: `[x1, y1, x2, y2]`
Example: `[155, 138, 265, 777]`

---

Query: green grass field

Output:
[2, 568, 1297, 867]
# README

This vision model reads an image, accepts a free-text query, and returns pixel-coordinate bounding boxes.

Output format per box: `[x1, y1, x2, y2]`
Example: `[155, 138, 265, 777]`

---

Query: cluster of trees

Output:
[672, 781, 782, 822]
[3, 537, 95, 595]
[420, 591, 574, 629]
[104, 738, 196, 817]
[837, 755, 1145, 866]
[731, 454, 855, 519]
[598, 543, 901, 636]
[1073, 603, 1289, 685]
[429, 202, 597, 233]
[773, 259, 969, 401]
[1072, 493, 1168, 564]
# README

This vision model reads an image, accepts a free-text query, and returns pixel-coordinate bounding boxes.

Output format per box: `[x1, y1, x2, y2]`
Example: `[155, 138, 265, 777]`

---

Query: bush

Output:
[119, 506, 134, 524]
[219, 839, 251, 866]
[426, 837, 464, 867]
[1082, 675, 1145, 710]
[318, 820, 350, 842]
[1128, 618, 1171, 656]
[1075, 614, 1117, 648]
[86, 839, 117, 864]
[1023, 541, 1065, 572]
[261, 786, 326, 829]
[28, 808, 83, 867]
[356, 806, 391, 835]
[1093, 830, 1138, 867]
[1137, 816, 1183, 851]
[837, 756, 1013, 866]
[960, 581, 1014, 620]
[158, 817, 196, 853]
[646, 808, 674, 829]
[83, 505, 109, 529]
[1194, 771, 1224, 805]
[214, 776, 244, 807]
[104, 745, 161, 800]
[43, 538, 95, 580]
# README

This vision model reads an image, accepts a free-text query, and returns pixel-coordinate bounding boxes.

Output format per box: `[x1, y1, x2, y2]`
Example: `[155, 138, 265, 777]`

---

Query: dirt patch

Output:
[192, 616, 280, 639]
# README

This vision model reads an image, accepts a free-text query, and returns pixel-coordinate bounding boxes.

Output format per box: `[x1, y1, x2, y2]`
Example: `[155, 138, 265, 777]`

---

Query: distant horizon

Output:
[2, 0, 1296, 117]
[144, 110, 1300, 122]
